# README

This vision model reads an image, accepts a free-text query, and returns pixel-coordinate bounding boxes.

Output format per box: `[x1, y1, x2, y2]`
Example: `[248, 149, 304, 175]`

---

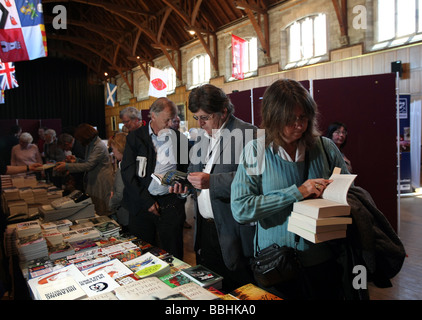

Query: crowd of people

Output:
[0, 80, 358, 299]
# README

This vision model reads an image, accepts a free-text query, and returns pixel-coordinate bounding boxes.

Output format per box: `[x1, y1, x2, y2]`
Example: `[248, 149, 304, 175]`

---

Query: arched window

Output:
[374, 0, 422, 49]
[189, 54, 210, 88]
[163, 66, 176, 93]
[285, 13, 327, 69]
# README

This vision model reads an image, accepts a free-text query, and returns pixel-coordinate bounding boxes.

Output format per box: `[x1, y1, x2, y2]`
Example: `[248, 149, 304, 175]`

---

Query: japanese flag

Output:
[148, 67, 167, 98]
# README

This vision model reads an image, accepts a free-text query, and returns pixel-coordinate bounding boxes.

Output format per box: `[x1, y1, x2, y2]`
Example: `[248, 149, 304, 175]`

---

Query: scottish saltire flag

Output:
[0, 0, 48, 62]
[0, 60, 18, 90]
[148, 67, 167, 98]
[106, 82, 117, 106]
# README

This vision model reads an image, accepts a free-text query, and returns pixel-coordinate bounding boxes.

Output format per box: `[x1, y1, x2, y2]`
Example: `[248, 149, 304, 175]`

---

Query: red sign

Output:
[231, 34, 246, 80]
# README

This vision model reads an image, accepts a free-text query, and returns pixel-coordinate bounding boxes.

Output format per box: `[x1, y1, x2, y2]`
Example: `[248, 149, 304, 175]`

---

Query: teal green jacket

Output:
[231, 136, 350, 266]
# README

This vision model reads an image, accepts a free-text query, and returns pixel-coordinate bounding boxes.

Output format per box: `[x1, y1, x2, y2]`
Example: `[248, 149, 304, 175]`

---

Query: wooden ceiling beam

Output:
[332, 0, 349, 45]
[162, 0, 218, 76]
[48, 34, 133, 93]
[235, 0, 270, 63]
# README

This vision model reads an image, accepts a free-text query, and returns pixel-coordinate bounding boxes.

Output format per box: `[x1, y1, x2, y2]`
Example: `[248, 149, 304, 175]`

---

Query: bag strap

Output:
[320, 136, 332, 172]
[255, 149, 309, 253]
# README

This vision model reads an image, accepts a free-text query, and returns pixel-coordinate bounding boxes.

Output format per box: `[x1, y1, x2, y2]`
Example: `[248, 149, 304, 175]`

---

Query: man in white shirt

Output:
[121, 98, 189, 259]
[171, 84, 256, 292]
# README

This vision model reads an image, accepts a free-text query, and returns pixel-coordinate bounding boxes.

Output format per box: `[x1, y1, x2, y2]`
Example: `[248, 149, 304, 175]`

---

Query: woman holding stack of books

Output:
[230, 79, 351, 300]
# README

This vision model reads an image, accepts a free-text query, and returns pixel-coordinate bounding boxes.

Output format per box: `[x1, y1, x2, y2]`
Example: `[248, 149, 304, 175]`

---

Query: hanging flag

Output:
[149, 66, 167, 98]
[0, 0, 48, 62]
[0, 60, 18, 90]
[231, 34, 246, 80]
[106, 82, 117, 106]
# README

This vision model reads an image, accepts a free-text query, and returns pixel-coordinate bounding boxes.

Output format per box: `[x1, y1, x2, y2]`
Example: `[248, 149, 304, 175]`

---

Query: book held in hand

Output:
[288, 168, 356, 243]
[292, 169, 357, 218]
[151, 170, 193, 191]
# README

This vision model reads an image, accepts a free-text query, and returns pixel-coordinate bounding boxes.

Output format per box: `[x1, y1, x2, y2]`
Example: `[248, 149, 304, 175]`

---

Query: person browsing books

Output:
[55, 123, 114, 216]
[230, 79, 352, 299]
[327, 121, 353, 173]
[121, 97, 189, 260]
[169, 84, 257, 292]
[119, 106, 143, 132]
[10, 132, 43, 166]
[108, 132, 130, 231]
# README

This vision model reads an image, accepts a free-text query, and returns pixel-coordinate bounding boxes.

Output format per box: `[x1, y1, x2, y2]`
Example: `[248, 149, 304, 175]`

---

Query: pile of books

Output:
[16, 221, 49, 261]
[287, 169, 356, 243]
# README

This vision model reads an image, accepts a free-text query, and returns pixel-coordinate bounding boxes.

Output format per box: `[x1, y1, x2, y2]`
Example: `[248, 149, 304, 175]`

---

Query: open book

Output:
[292, 167, 357, 219]
[151, 170, 193, 190]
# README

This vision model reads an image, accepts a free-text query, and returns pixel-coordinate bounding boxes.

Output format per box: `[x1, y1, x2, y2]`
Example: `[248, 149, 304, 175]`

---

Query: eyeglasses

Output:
[122, 119, 132, 125]
[333, 130, 347, 136]
[193, 114, 214, 121]
[287, 115, 308, 127]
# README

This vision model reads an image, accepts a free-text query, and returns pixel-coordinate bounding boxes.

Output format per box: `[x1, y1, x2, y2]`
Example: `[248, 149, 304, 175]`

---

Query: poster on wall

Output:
[399, 94, 411, 193]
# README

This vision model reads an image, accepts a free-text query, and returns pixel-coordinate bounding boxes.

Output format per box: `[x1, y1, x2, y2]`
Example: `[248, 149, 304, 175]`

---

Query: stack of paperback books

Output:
[287, 169, 356, 243]
[16, 221, 49, 261]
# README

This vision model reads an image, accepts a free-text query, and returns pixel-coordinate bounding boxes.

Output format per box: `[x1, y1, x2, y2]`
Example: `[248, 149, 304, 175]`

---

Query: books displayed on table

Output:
[12, 212, 285, 301]
[288, 168, 356, 243]
[123, 252, 170, 279]
[230, 283, 282, 300]
[180, 264, 223, 290]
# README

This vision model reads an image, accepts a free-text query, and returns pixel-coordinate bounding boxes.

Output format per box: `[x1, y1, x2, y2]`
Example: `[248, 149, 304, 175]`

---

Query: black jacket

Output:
[121, 125, 189, 216]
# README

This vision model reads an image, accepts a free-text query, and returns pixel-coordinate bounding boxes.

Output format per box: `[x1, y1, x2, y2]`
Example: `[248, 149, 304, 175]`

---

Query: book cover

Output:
[123, 252, 170, 278]
[180, 264, 223, 289]
[37, 276, 87, 300]
[114, 276, 172, 300]
[151, 170, 192, 189]
[77, 271, 120, 297]
[82, 258, 134, 279]
[159, 272, 191, 288]
[27, 264, 85, 300]
[175, 282, 220, 300]
[230, 283, 283, 300]
[83, 291, 119, 300]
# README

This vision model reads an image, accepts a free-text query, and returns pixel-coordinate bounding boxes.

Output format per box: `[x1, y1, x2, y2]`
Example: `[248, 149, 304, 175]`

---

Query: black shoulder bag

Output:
[251, 150, 310, 288]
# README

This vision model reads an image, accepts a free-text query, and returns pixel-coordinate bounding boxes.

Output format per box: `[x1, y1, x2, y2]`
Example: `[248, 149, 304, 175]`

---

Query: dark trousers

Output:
[128, 193, 186, 260]
[196, 216, 254, 292]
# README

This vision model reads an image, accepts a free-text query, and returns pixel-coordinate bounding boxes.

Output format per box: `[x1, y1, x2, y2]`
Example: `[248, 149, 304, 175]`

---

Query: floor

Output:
[183, 194, 422, 300]
[367, 194, 422, 300]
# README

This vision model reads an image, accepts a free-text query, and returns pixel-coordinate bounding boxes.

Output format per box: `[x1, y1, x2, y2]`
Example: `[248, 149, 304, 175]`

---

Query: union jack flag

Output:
[0, 61, 18, 90]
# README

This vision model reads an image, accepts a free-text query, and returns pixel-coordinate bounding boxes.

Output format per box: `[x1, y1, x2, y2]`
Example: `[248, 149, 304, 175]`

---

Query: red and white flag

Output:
[148, 67, 167, 98]
[231, 34, 246, 80]
[0, 0, 48, 63]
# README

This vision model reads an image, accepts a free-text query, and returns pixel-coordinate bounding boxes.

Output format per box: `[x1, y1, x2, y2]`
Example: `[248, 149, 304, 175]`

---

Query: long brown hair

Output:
[260, 79, 320, 149]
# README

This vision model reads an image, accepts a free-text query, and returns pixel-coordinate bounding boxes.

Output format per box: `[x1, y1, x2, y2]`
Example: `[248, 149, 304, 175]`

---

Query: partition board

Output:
[313, 73, 397, 231]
